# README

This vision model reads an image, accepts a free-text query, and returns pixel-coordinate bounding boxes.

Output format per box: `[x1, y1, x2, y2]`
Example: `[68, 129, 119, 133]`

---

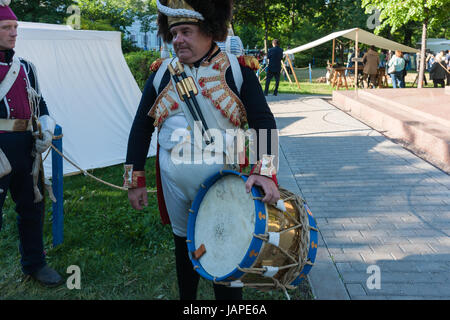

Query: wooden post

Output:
[332, 38, 336, 66]
[286, 55, 300, 89]
[52, 125, 64, 247]
[282, 63, 293, 84]
[355, 29, 359, 90]
[309, 63, 312, 83]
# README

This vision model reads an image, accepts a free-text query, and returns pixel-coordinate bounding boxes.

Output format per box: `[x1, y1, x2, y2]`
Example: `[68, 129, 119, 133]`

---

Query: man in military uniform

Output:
[0, 1, 62, 287]
[125, 0, 279, 300]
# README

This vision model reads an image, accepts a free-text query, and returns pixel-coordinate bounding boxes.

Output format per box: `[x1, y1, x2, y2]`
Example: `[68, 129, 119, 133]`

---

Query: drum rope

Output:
[252, 231, 298, 264]
[237, 263, 299, 275]
[278, 224, 302, 235]
[236, 266, 264, 275]
[274, 278, 291, 300]
[252, 233, 268, 242]
[277, 245, 298, 264]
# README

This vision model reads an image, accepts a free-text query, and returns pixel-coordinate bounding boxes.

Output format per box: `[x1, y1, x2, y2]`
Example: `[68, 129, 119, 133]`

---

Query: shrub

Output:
[124, 51, 161, 90]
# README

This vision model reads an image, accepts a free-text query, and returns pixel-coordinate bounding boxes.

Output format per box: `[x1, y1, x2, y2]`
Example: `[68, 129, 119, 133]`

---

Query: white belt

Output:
[0, 118, 32, 132]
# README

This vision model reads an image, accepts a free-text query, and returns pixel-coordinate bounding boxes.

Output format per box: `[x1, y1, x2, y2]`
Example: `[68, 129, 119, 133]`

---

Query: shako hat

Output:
[0, 0, 17, 21]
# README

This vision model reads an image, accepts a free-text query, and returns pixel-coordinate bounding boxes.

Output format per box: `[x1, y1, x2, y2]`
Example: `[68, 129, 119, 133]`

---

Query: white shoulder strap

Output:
[0, 56, 21, 101]
[153, 58, 172, 93]
[225, 36, 231, 54]
[226, 53, 243, 95]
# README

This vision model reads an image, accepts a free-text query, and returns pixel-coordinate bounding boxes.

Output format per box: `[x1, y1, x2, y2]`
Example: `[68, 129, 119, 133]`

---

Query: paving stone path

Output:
[268, 94, 450, 300]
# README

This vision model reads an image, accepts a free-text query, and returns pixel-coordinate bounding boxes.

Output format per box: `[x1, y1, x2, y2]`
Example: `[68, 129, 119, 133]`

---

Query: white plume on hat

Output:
[156, 0, 204, 21]
[0, 0, 11, 7]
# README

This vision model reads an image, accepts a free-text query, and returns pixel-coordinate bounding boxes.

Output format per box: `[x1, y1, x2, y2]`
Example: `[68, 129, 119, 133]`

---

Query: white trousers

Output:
[159, 143, 225, 237]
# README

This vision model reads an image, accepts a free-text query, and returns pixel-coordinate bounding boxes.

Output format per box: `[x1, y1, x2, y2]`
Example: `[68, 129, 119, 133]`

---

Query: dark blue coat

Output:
[267, 46, 284, 73]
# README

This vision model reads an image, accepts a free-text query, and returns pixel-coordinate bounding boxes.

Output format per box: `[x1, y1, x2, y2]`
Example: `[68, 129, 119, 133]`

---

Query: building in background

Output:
[417, 38, 450, 54]
[125, 17, 160, 51]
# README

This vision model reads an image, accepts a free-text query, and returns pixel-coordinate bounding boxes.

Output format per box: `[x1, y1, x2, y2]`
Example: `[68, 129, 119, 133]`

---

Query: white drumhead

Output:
[194, 175, 255, 278]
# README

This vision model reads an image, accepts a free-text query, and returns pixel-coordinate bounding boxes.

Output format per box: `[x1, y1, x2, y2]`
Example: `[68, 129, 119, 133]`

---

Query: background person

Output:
[0, 0, 62, 287]
[264, 39, 284, 96]
[429, 55, 447, 88]
[362, 45, 380, 88]
[445, 50, 450, 86]
[388, 50, 406, 88]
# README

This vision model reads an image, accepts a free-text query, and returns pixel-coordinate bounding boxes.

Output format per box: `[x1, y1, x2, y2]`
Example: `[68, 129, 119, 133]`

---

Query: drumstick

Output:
[176, 61, 214, 144]
[167, 63, 212, 145]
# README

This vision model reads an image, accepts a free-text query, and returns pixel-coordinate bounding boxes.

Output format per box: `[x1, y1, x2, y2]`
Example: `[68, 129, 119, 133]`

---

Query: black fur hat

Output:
[157, 0, 233, 43]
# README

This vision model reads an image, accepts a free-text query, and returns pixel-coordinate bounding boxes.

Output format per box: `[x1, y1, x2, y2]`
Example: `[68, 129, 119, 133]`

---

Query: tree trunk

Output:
[418, 20, 428, 89]
[403, 25, 414, 47]
[264, 12, 268, 54]
[290, 1, 296, 36]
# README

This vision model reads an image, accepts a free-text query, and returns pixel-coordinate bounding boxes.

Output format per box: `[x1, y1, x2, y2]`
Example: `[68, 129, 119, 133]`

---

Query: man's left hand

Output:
[245, 174, 280, 204]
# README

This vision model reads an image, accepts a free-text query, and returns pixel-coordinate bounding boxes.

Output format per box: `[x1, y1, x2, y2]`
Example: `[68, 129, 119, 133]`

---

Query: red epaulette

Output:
[150, 58, 165, 73]
[237, 55, 260, 71]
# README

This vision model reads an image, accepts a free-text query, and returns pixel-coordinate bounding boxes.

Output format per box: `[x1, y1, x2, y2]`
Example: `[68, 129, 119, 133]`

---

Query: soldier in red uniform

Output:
[0, 1, 62, 287]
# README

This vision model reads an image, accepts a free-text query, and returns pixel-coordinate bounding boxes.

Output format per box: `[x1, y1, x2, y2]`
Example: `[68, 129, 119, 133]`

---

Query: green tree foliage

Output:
[13, 0, 157, 53]
[11, 0, 73, 23]
[124, 50, 160, 90]
[233, 0, 371, 67]
[233, 0, 286, 52]
[11, 0, 156, 37]
[75, 0, 151, 31]
[361, 0, 449, 32]
[361, 0, 450, 86]
[137, 0, 157, 35]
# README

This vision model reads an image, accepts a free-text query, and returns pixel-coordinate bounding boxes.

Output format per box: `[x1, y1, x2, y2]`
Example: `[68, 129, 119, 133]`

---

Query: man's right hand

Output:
[128, 187, 148, 210]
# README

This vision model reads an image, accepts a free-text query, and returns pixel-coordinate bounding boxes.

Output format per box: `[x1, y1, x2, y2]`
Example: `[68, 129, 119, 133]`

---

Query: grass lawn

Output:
[0, 160, 313, 300]
[260, 67, 333, 96]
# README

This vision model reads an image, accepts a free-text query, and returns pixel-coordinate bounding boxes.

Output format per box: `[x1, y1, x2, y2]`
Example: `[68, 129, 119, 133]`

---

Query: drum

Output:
[186, 170, 318, 296]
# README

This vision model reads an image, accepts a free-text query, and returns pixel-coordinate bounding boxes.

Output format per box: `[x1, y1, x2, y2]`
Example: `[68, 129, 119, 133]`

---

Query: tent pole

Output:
[332, 38, 336, 66]
[355, 29, 359, 90]
[287, 55, 300, 90]
[282, 63, 293, 84]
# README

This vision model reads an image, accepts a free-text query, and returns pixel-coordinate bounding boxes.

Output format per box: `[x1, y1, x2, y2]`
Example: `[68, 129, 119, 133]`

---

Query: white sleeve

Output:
[39, 115, 56, 134]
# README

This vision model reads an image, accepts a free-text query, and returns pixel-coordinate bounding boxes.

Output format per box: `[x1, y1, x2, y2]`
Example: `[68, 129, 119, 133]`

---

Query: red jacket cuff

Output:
[123, 165, 146, 189]
[249, 158, 278, 186]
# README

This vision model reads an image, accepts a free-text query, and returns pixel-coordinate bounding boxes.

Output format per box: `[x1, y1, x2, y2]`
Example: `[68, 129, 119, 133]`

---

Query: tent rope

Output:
[48, 140, 156, 193]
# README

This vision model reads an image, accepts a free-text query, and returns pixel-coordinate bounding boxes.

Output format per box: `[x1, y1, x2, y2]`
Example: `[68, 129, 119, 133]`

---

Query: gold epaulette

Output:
[237, 55, 260, 71]
[150, 58, 165, 73]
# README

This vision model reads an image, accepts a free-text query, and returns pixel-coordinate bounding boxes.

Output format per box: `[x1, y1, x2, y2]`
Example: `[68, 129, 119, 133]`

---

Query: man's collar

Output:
[0, 49, 15, 64]
[192, 42, 219, 68]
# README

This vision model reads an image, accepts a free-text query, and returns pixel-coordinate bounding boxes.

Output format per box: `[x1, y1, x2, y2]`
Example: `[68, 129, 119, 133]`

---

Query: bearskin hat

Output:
[157, 0, 233, 43]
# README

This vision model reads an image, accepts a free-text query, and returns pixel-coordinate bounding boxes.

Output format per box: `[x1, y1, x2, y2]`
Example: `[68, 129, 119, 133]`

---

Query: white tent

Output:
[284, 28, 419, 55]
[15, 22, 157, 177]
